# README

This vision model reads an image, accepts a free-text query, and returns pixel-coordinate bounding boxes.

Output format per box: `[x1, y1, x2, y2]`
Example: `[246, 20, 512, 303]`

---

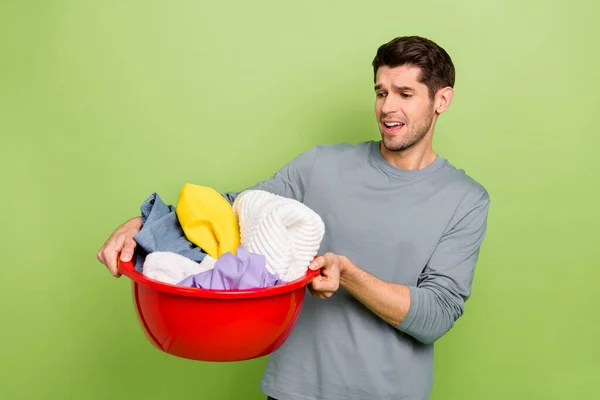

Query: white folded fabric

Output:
[232, 190, 325, 282]
[142, 251, 217, 285]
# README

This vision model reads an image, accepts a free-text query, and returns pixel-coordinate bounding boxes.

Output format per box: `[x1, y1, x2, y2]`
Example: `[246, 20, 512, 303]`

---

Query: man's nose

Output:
[381, 95, 398, 115]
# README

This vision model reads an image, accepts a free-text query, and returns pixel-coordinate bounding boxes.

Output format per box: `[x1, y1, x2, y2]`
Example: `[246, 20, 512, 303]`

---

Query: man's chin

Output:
[381, 136, 408, 152]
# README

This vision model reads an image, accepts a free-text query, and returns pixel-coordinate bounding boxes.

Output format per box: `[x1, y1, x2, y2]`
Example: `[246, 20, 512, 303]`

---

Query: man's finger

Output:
[108, 249, 122, 278]
[309, 256, 324, 270]
[97, 249, 105, 264]
[308, 285, 332, 299]
[105, 235, 126, 277]
[120, 237, 137, 262]
[311, 275, 338, 293]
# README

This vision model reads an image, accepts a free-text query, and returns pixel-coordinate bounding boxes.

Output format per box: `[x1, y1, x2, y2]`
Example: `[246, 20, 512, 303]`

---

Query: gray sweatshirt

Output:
[223, 140, 490, 400]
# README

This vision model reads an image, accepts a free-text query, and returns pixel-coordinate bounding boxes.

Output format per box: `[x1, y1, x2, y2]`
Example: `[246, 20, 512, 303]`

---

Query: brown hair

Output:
[372, 36, 455, 99]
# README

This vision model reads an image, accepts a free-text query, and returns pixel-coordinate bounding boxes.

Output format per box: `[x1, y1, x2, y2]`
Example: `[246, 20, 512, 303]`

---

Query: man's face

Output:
[374, 65, 435, 152]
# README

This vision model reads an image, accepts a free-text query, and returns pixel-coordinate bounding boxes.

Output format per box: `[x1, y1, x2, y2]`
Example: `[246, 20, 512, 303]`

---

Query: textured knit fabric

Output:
[232, 190, 325, 282]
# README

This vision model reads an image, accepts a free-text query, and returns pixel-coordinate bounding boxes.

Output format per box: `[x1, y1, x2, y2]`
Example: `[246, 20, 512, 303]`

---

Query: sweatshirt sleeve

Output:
[221, 146, 319, 205]
[396, 187, 491, 344]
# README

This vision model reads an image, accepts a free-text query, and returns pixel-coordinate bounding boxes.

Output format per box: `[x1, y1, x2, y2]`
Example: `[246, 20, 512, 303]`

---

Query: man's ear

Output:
[434, 87, 454, 114]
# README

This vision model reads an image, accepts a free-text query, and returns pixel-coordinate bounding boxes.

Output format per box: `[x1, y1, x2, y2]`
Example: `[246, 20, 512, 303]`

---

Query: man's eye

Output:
[401, 93, 413, 99]
[376, 92, 386, 98]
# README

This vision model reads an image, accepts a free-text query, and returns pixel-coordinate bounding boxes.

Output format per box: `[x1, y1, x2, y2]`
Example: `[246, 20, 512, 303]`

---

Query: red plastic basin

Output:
[118, 258, 319, 362]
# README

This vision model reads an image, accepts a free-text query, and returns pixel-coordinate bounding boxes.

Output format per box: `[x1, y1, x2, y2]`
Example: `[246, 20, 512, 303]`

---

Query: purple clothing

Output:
[177, 245, 285, 290]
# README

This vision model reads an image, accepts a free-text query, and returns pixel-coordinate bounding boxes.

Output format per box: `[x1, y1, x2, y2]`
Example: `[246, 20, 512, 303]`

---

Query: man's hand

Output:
[97, 216, 143, 277]
[307, 252, 347, 299]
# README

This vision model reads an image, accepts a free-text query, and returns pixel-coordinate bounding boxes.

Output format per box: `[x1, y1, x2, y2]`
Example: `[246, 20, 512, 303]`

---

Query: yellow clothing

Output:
[175, 183, 240, 259]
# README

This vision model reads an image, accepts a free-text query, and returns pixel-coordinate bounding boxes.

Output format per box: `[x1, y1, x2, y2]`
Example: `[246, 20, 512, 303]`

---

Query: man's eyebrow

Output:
[373, 84, 416, 91]
[393, 85, 415, 91]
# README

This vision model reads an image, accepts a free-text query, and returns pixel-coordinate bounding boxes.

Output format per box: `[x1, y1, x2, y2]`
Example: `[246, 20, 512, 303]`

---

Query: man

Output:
[98, 35, 490, 400]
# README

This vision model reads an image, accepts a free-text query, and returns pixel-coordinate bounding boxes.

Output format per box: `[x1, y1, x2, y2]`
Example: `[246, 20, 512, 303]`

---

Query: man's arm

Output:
[309, 253, 411, 322]
[310, 189, 490, 345]
[340, 261, 411, 326]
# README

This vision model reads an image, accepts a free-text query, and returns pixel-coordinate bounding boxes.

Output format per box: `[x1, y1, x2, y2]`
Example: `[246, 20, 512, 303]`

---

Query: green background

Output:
[1, 0, 598, 399]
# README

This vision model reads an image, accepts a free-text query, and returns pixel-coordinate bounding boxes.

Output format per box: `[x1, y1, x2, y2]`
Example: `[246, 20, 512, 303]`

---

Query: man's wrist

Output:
[339, 256, 356, 281]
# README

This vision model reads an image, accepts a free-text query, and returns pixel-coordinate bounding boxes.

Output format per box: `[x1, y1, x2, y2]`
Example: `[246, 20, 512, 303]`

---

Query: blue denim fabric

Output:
[133, 192, 207, 272]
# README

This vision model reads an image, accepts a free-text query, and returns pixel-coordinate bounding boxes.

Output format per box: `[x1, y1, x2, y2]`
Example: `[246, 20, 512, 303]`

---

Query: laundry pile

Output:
[133, 183, 325, 290]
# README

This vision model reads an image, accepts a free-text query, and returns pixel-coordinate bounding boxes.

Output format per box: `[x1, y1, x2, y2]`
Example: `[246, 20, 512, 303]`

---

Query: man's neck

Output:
[379, 141, 437, 171]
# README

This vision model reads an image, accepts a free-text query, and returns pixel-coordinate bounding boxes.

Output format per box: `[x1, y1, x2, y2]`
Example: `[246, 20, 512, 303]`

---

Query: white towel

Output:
[142, 251, 217, 285]
[232, 190, 325, 282]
